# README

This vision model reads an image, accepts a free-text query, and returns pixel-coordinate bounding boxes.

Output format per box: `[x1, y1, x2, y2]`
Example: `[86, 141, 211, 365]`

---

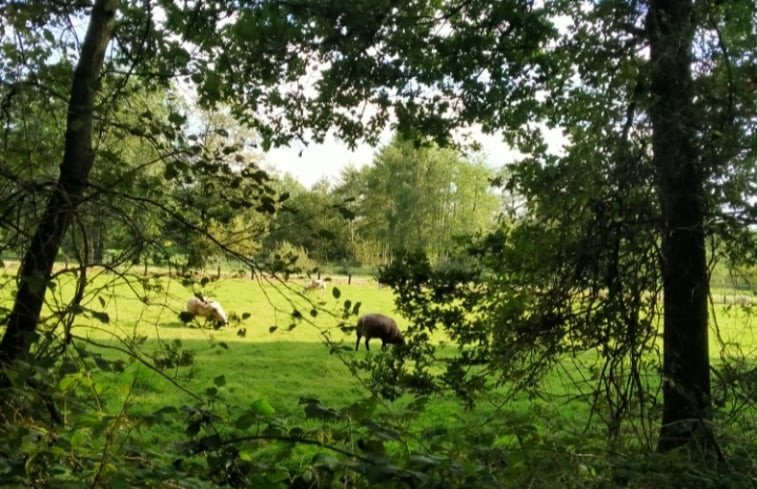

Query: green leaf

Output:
[408, 454, 445, 467]
[257, 201, 276, 214]
[213, 375, 226, 387]
[336, 206, 355, 219]
[250, 398, 276, 416]
[184, 419, 202, 436]
[332, 287, 341, 299]
[153, 406, 179, 416]
[238, 449, 255, 461]
[109, 473, 130, 489]
[91, 311, 110, 324]
[312, 453, 342, 470]
[235, 412, 257, 430]
[163, 163, 179, 180]
[269, 326, 278, 333]
[58, 373, 81, 392]
[168, 111, 186, 126]
[198, 434, 222, 451]
[262, 423, 286, 437]
[93, 354, 112, 372]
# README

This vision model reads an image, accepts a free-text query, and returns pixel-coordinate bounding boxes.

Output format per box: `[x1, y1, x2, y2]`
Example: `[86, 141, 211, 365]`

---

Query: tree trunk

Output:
[0, 0, 118, 366]
[647, 0, 713, 452]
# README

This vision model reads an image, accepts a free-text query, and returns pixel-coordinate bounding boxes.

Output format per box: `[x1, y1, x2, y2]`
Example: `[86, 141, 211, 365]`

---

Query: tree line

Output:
[264, 137, 503, 270]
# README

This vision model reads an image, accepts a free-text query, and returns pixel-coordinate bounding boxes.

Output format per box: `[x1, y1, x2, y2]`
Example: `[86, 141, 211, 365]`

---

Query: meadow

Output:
[56, 269, 399, 415]
[2, 264, 756, 486]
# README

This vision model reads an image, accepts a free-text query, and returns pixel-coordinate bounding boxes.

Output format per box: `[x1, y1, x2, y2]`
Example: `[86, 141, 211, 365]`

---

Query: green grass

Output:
[8, 265, 757, 410]
[54, 269, 398, 413]
[2, 264, 757, 484]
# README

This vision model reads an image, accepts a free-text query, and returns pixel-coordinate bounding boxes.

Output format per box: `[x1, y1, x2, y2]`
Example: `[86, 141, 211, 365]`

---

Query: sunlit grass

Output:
[1, 264, 755, 453]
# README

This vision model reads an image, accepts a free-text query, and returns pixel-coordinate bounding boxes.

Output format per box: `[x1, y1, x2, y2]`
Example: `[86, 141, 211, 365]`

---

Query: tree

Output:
[0, 0, 118, 366]
[162, 108, 272, 269]
[648, 0, 710, 452]
[262, 175, 352, 266]
[0, 0, 282, 366]
[376, 0, 756, 454]
[354, 136, 500, 264]
[333, 165, 367, 262]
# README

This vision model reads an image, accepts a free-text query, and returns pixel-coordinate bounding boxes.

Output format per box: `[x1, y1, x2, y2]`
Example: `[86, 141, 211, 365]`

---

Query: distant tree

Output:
[355, 137, 500, 264]
[263, 176, 352, 266]
[162, 109, 271, 269]
[333, 165, 366, 260]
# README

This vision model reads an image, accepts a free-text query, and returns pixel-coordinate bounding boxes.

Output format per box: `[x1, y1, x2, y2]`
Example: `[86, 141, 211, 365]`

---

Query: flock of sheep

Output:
[182, 279, 404, 351]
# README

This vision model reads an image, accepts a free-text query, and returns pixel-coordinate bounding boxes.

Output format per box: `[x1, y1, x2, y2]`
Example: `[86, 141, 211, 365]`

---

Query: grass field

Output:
[2, 264, 757, 485]
[55, 269, 397, 414]
[4, 264, 756, 419]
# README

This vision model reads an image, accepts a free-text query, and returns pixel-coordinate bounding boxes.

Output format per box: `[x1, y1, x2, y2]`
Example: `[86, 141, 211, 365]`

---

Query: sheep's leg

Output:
[365, 338, 371, 351]
[355, 333, 362, 351]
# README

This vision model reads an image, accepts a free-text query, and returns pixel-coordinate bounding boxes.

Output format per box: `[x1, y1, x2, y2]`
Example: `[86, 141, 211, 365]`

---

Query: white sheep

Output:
[185, 296, 228, 327]
[302, 278, 327, 296]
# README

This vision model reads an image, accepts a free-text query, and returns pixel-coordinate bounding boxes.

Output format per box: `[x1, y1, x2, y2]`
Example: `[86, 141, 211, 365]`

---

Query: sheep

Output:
[355, 313, 404, 351]
[185, 296, 228, 327]
[303, 278, 327, 296]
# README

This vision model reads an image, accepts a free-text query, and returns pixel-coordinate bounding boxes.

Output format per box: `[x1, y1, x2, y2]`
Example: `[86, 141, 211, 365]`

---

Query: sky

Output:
[262, 134, 383, 189]
[261, 129, 524, 189]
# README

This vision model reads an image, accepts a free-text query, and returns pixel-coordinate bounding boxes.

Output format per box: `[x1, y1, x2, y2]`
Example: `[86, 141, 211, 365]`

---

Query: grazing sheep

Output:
[303, 278, 327, 295]
[355, 313, 404, 351]
[185, 296, 228, 327]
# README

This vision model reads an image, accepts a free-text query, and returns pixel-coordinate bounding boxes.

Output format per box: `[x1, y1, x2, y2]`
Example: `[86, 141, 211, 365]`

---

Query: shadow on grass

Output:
[87, 337, 376, 418]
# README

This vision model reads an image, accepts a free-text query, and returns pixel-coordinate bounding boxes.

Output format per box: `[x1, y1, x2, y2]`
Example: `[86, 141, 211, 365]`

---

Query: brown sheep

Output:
[355, 313, 404, 351]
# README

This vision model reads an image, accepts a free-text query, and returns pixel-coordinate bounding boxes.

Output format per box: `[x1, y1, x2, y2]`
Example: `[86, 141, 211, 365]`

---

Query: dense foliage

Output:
[1, 0, 756, 487]
[374, 0, 757, 457]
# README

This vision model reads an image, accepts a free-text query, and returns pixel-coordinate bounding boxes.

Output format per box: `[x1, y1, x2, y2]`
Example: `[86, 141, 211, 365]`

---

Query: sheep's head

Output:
[206, 300, 228, 327]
